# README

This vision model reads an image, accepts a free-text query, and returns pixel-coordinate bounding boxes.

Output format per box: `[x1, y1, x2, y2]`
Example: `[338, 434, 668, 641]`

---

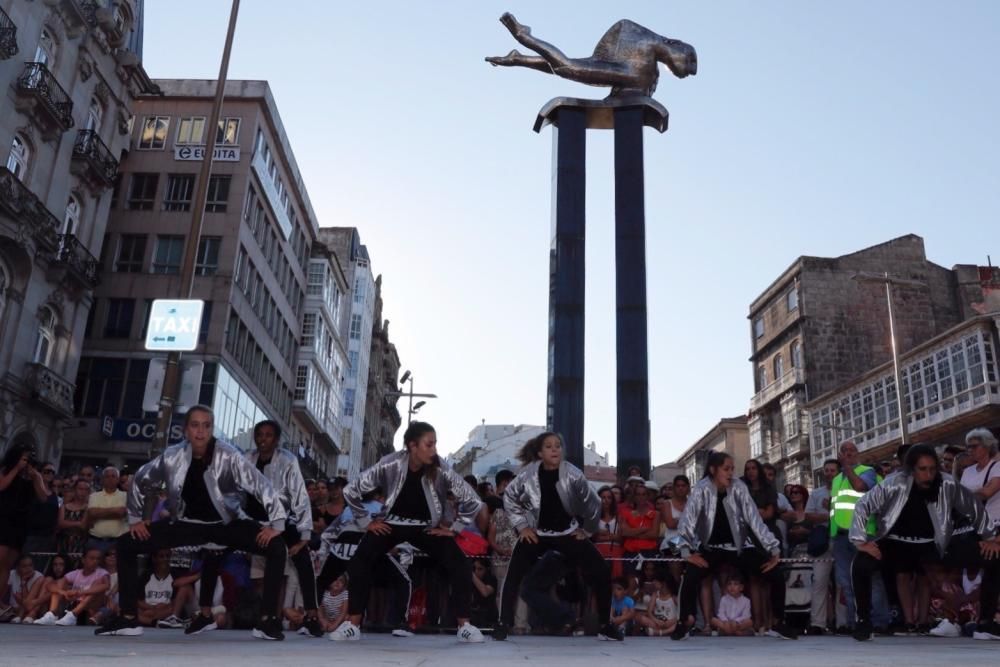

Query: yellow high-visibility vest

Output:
[829, 465, 879, 536]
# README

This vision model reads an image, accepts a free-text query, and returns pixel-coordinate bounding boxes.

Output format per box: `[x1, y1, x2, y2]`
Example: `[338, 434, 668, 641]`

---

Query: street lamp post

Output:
[387, 371, 437, 425]
[852, 271, 925, 447]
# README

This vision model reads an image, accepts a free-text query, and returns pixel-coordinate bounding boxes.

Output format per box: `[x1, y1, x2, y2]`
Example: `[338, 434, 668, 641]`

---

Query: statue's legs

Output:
[498, 13, 637, 88]
[485, 50, 552, 73]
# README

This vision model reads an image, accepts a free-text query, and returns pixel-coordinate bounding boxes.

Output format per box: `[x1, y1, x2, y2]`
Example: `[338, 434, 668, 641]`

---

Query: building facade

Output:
[0, 0, 153, 464]
[71, 79, 329, 470]
[360, 275, 402, 469]
[673, 416, 749, 485]
[320, 227, 375, 478]
[748, 234, 997, 486]
[450, 423, 610, 480]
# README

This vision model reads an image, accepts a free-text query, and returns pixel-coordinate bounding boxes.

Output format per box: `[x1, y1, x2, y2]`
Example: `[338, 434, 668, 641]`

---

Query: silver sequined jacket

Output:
[676, 477, 780, 558]
[128, 438, 286, 531]
[344, 451, 482, 533]
[850, 471, 996, 556]
[503, 461, 601, 535]
[247, 448, 311, 540]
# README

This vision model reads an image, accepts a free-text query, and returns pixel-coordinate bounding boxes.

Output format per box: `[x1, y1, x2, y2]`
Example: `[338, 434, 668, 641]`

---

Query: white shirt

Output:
[144, 572, 173, 605]
[7, 570, 43, 597]
[960, 459, 1000, 525]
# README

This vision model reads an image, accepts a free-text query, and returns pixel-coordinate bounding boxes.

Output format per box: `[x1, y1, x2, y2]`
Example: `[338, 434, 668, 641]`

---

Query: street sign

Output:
[144, 299, 205, 351]
[100, 417, 185, 443]
[143, 359, 204, 413]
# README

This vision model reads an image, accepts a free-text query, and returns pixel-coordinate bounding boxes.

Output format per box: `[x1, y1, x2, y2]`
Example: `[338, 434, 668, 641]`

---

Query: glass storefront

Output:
[212, 364, 273, 451]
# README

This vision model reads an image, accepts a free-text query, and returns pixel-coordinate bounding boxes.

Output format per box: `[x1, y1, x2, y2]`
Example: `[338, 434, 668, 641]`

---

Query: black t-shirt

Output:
[243, 456, 272, 522]
[0, 472, 33, 520]
[181, 440, 223, 523]
[891, 484, 936, 540]
[27, 493, 59, 535]
[386, 467, 431, 524]
[537, 467, 572, 532]
[471, 571, 498, 610]
[708, 492, 735, 546]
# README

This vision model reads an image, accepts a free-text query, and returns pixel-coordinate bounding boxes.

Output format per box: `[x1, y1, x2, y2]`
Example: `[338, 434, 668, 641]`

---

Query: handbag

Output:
[807, 523, 829, 557]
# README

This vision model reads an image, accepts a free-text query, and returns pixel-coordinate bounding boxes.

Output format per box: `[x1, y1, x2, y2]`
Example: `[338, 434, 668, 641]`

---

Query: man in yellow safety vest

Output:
[829, 440, 890, 630]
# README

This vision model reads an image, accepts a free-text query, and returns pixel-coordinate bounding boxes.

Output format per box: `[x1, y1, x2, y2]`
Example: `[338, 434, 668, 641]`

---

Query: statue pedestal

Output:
[539, 96, 665, 477]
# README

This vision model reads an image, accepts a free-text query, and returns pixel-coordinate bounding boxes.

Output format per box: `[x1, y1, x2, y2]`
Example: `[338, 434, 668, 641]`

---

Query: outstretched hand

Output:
[685, 553, 709, 569]
[760, 554, 780, 573]
[518, 527, 539, 544]
[256, 526, 280, 548]
[366, 520, 392, 536]
[129, 520, 151, 541]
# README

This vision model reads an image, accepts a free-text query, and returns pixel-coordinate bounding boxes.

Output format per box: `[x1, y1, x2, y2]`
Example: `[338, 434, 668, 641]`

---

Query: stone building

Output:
[0, 0, 153, 464]
[360, 275, 402, 469]
[72, 79, 330, 470]
[673, 416, 749, 485]
[747, 234, 996, 485]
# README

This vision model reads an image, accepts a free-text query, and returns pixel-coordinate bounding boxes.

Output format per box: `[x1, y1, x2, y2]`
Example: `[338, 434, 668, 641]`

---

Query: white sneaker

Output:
[929, 619, 961, 638]
[391, 626, 414, 637]
[35, 611, 59, 625]
[457, 622, 485, 643]
[55, 611, 77, 626]
[22, 616, 35, 624]
[328, 621, 361, 641]
[10, 616, 22, 624]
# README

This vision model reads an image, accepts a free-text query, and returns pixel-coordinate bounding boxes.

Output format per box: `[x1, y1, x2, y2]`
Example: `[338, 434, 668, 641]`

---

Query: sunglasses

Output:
[42, 469, 55, 474]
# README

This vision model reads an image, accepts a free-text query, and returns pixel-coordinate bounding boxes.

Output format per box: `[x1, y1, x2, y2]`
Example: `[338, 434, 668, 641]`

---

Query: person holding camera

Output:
[0, 444, 51, 610]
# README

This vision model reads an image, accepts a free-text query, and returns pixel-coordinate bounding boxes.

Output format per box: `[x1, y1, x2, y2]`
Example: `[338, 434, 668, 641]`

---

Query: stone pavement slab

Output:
[0, 625, 996, 667]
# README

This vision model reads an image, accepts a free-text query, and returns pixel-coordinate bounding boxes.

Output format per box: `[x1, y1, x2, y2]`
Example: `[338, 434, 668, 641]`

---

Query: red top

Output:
[619, 505, 659, 552]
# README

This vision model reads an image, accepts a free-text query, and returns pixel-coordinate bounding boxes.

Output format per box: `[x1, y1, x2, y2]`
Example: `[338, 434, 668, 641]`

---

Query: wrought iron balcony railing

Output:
[17, 62, 74, 132]
[0, 167, 60, 250]
[72, 129, 118, 185]
[54, 234, 100, 287]
[0, 6, 18, 59]
[24, 362, 76, 419]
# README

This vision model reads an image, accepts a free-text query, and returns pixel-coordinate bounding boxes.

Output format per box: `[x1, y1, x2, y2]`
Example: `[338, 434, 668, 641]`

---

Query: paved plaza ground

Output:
[1, 626, 997, 667]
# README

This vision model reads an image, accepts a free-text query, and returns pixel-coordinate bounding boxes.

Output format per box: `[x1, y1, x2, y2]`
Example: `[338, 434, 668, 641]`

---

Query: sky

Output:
[141, 1, 1000, 465]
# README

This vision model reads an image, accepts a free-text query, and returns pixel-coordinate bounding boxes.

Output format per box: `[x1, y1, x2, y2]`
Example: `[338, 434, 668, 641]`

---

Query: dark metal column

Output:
[546, 107, 587, 469]
[613, 106, 651, 478]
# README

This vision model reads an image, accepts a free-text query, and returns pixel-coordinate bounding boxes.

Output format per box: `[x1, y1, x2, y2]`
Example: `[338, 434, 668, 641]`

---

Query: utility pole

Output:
[150, 0, 240, 456]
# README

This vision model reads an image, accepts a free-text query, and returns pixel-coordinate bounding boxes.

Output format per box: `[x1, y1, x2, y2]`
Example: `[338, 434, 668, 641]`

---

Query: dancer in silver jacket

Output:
[849, 443, 1000, 641]
[329, 421, 487, 643]
[97, 405, 288, 640]
[494, 431, 618, 641]
[672, 451, 797, 640]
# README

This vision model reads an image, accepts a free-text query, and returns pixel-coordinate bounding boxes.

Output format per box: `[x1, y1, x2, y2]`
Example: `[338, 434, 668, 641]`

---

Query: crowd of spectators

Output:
[1, 426, 998, 641]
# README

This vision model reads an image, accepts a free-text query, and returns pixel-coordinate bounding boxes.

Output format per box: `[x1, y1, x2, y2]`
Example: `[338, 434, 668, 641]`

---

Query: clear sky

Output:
[142, 1, 1000, 465]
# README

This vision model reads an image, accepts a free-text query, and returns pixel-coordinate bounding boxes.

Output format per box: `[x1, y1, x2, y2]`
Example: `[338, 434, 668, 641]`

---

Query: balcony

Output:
[49, 234, 100, 288]
[71, 129, 118, 188]
[750, 367, 805, 412]
[0, 167, 60, 251]
[0, 6, 17, 59]
[24, 362, 75, 419]
[16, 63, 74, 136]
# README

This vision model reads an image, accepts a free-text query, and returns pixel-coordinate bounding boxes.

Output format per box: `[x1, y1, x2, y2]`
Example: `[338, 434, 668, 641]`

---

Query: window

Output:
[163, 174, 195, 211]
[344, 388, 355, 417]
[35, 29, 56, 65]
[758, 365, 768, 390]
[205, 175, 230, 213]
[84, 298, 97, 338]
[75, 358, 127, 418]
[195, 237, 221, 276]
[753, 317, 764, 339]
[115, 234, 146, 273]
[307, 263, 325, 297]
[6, 135, 29, 180]
[138, 298, 153, 339]
[138, 116, 170, 149]
[33, 306, 57, 367]
[349, 314, 362, 340]
[199, 302, 212, 343]
[787, 288, 799, 312]
[86, 99, 103, 132]
[353, 276, 366, 304]
[152, 235, 184, 274]
[176, 116, 206, 145]
[791, 341, 802, 368]
[127, 173, 158, 210]
[121, 359, 150, 419]
[63, 195, 81, 235]
[199, 361, 217, 406]
[0, 261, 9, 325]
[773, 354, 784, 380]
[104, 298, 135, 338]
[234, 246, 248, 287]
[217, 118, 240, 145]
[347, 350, 358, 379]
[295, 365, 308, 401]
[302, 312, 316, 346]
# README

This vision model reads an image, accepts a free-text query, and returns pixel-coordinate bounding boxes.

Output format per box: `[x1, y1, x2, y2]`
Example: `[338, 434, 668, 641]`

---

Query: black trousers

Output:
[678, 547, 785, 625]
[498, 535, 611, 627]
[317, 532, 411, 626]
[852, 536, 1000, 625]
[117, 519, 285, 618]
[347, 525, 469, 619]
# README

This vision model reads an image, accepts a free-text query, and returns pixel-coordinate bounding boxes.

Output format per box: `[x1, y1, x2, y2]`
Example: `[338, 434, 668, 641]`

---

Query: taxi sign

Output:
[144, 299, 204, 351]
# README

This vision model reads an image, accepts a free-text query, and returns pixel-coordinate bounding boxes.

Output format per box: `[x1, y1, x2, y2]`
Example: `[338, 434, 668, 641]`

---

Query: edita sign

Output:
[174, 145, 241, 162]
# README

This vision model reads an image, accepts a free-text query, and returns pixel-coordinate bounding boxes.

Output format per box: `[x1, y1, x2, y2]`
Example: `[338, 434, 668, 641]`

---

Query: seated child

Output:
[710, 575, 753, 636]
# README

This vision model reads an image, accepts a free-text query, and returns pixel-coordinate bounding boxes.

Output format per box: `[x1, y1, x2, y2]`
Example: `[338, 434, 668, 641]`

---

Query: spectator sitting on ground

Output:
[92, 547, 119, 626]
[86, 466, 127, 553]
[520, 550, 578, 635]
[609, 576, 636, 639]
[39, 553, 69, 602]
[35, 546, 109, 626]
[7, 554, 45, 623]
[711, 575, 754, 636]
[469, 558, 497, 630]
[137, 549, 180, 627]
[319, 574, 348, 633]
[173, 557, 227, 631]
[636, 572, 678, 637]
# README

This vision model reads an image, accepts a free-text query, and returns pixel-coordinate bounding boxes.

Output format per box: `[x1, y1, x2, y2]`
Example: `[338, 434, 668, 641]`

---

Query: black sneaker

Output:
[492, 621, 508, 641]
[300, 615, 323, 638]
[184, 613, 218, 635]
[768, 623, 799, 640]
[252, 616, 285, 641]
[853, 622, 874, 642]
[893, 623, 917, 637]
[973, 620, 1000, 641]
[670, 623, 691, 641]
[94, 615, 143, 637]
[597, 623, 623, 641]
[915, 623, 931, 636]
[806, 625, 826, 636]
